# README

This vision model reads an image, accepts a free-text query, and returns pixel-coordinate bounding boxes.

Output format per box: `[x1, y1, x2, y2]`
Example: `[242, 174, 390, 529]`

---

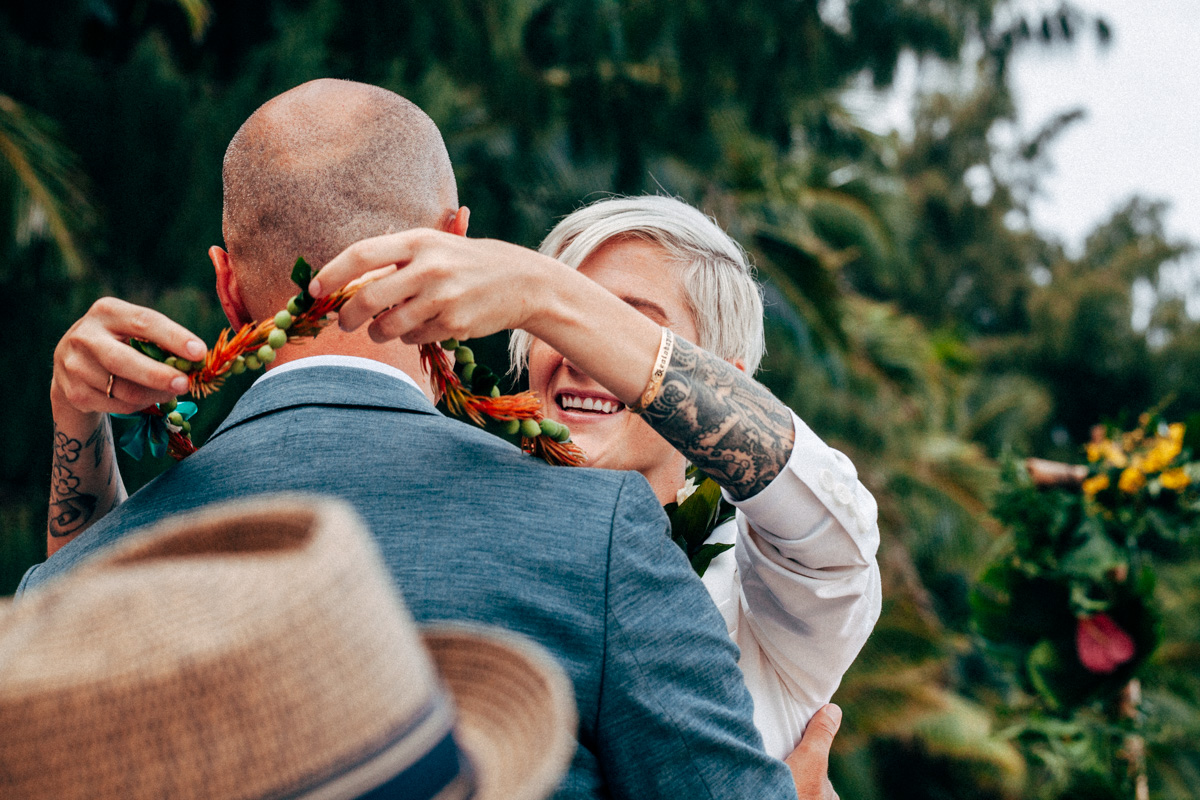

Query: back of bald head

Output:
[222, 79, 457, 316]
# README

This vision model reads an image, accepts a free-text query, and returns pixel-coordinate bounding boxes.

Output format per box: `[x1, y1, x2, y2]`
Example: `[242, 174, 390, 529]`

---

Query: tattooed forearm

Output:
[49, 427, 99, 538]
[641, 337, 795, 500]
[48, 417, 121, 541]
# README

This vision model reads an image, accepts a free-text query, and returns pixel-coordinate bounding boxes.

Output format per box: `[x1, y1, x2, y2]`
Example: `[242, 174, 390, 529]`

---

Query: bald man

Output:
[30, 80, 800, 800]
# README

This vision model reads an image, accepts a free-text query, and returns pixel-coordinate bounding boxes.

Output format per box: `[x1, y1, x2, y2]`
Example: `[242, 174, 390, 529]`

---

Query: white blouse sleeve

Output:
[700, 410, 882, 759]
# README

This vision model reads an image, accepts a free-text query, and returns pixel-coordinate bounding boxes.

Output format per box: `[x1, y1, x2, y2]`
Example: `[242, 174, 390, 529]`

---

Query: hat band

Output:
[283, 695, 475, 800]
[352, 730, 475, 800]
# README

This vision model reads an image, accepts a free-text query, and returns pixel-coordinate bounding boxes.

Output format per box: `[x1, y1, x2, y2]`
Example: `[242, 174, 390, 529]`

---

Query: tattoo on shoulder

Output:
[641, 338, 794, 500]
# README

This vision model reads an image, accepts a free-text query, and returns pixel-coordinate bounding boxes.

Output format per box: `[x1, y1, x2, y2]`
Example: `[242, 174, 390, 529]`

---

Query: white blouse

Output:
[700, 411, 882, 759]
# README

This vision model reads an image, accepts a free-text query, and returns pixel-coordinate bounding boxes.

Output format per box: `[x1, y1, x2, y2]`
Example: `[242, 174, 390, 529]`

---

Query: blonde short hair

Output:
[509, 196, 765, 375]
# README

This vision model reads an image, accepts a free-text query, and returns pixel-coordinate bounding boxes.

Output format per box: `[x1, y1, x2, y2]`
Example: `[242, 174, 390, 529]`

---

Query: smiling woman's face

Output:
[528, 238, 700, 498]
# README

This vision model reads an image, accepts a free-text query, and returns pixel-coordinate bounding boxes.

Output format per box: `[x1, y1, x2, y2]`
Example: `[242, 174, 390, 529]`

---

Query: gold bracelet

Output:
[630, 328, 675, 414]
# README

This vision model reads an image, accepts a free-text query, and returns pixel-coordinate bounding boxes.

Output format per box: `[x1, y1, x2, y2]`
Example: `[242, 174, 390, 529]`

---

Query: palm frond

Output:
[0, 95, 93, 278]
[168, 0, 213, 41]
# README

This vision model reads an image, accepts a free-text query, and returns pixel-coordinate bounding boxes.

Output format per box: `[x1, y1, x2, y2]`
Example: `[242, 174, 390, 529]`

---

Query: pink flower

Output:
[1076, 613, 1135, 674]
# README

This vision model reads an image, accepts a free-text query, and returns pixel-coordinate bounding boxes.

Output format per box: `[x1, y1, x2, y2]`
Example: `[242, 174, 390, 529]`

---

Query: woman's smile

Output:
[528, 237, 699, 494]
[554, 390, 625, 416]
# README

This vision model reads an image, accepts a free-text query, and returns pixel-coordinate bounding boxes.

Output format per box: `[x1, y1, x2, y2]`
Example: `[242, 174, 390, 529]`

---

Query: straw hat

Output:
[0, 495, 576, 800]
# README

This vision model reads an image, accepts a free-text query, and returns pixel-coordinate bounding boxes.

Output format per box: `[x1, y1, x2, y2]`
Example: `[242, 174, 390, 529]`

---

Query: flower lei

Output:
[115, 258, 586, 467]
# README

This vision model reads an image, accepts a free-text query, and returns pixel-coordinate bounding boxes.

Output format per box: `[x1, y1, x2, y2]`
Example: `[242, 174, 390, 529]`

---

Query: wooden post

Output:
[1119, 679, 1149, 800]
[1025, 457, 1088, 489]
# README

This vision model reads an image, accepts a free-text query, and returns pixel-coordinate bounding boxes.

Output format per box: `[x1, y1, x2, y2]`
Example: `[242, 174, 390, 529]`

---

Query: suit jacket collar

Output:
[209, 365, 440, 443]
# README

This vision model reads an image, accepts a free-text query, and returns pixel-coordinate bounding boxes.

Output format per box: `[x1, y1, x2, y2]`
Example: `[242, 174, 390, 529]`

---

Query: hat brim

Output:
[421, 625, 577, 800]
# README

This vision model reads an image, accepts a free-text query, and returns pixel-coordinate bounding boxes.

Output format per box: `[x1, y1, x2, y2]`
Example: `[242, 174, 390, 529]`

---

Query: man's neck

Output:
[265, 325, 435, 401]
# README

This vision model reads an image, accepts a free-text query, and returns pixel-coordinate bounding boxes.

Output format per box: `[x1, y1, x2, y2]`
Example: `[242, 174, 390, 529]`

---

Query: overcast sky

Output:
[844, 0, 1200, 314]
[1010, 1, 1200, 254]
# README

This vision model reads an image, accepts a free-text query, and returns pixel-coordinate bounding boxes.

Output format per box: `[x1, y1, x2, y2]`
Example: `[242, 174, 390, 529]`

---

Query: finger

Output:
[91, 337, 192, 397]
[70, 356, 177, 413]
[107, 374, 178, 410]
[309, 230, 426, 298]
[89, 297, 207, 362]
[798, 704, 842, 757]
[336, 269, 421, 332]
[367, 306, 414, 345]
[366, 300, 448, 345]
[70, 382, 152, 417]
[57, 348, 167, 415]
[390, 312, 476, 346]
[346, 263, 402, 290]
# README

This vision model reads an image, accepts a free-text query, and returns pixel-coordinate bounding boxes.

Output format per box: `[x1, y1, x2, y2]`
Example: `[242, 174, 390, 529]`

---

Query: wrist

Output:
[517, 255, 595, 341]
[50, 378, 103, 432]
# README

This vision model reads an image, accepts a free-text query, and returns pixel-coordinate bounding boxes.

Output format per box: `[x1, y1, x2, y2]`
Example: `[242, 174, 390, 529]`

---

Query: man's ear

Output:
[443, 206, 470, 237]
[211, 246, 254, 328]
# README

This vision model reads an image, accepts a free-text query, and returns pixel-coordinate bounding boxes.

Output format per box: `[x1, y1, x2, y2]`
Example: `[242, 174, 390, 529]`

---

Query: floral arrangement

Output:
[971, 412, 1200, 798]
[663, 466, 736, 576]
[1081, 418, 1193, 500]
[115, 258, 586, 467]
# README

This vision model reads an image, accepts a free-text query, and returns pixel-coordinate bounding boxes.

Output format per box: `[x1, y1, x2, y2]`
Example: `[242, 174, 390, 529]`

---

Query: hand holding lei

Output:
[114, 257, 586, 467]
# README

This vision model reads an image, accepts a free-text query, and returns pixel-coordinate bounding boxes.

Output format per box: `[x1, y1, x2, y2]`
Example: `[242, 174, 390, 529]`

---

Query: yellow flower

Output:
[1140, 438, 1182, 474]
[1160, 469, 1190, 491]
[1118, 467, 1146, 494]
[1082, 474, 1110, 497]
[1168, 422, 1185, 444]
[1085, 440, 1128, 469]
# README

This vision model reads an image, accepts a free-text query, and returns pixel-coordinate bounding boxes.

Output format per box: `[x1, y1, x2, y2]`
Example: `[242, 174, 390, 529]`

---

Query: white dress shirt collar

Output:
[253, 355, 426, 396]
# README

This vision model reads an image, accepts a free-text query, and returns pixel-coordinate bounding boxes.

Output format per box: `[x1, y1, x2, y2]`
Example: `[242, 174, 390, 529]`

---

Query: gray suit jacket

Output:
[21, 365, 796, 799]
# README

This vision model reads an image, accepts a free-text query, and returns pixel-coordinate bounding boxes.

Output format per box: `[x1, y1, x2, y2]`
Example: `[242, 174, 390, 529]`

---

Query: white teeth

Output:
[558, 394, 621, 414]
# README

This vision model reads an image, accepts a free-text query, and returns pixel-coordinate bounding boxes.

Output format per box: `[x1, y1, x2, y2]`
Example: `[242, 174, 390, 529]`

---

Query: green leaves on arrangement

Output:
[971, 445, 1186, 713]
[663, 467, 736, 577]
[1059, 523, 1124, 585]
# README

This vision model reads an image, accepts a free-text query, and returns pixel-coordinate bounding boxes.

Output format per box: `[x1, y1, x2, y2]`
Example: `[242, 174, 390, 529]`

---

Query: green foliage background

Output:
[3, 1, 1199, 797]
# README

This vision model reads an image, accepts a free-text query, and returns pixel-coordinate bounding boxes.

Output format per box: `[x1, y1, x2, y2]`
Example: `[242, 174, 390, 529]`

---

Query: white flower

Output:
[676, 477, 699, 506]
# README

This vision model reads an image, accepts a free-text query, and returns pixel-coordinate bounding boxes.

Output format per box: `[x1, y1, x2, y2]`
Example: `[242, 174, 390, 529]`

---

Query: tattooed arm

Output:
[47, 392, 126, 554]
[641, 337, 794, 500]
[47, 298, 207, 555]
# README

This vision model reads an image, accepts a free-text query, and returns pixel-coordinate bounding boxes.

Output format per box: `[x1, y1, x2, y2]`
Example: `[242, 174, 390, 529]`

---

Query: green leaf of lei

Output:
[291, 256, 314, 310]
